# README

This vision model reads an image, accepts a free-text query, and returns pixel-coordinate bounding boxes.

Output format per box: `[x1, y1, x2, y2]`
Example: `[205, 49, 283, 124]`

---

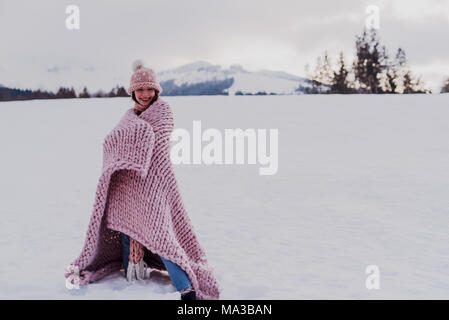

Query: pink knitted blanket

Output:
[65, 98, 220, 300]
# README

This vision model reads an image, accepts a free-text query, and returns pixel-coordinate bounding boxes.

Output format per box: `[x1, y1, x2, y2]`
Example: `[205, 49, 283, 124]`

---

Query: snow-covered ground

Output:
[1, 94, 449, 299]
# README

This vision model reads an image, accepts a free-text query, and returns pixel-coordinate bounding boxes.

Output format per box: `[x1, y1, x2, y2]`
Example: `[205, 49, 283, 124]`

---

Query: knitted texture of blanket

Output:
[65, 98, 220, 300]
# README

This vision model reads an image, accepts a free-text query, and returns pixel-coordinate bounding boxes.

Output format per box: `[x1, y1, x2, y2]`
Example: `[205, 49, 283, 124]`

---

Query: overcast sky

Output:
[1, 0, 448, 92]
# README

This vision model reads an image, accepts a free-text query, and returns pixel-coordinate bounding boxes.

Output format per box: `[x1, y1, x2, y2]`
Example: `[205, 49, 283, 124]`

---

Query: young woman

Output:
[65, 61, 220, 300]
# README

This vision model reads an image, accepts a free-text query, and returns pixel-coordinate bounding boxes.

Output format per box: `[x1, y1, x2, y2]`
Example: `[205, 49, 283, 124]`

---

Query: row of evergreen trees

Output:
[302, 28, 432, 94]
[0, 85, 129, 101]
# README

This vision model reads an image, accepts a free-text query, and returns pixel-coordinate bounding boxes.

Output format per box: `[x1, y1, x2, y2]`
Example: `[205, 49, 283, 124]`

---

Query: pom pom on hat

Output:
[132, 59, 145, 72]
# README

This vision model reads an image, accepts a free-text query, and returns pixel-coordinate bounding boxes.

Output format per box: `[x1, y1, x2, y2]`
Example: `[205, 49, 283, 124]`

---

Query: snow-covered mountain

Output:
[157, 61, 311, 95]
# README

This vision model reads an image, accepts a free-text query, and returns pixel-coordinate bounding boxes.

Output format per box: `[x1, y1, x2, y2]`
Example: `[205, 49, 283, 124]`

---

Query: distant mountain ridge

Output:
[157, 61, 311, 95]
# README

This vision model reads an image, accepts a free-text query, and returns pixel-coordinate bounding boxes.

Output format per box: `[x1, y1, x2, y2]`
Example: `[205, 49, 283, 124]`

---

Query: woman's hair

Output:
[132, 90, 159, 106]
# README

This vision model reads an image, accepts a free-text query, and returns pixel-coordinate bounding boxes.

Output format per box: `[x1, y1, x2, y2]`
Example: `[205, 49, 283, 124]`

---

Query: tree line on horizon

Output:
[0, 85, 129, 102]
[300, 27, 448, 94]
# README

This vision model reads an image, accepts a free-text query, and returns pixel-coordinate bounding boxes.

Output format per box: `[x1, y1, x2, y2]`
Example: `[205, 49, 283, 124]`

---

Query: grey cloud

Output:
[0, 0, 448, 90]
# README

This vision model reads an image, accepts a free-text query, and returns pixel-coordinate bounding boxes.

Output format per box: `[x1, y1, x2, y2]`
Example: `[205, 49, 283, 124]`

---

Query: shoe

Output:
[126, 260, 150, 282]
[181, 290, 197, 300]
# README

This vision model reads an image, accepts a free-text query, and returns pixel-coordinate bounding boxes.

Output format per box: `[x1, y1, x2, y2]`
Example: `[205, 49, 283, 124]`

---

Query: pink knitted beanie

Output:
[128, 59, 163, 95]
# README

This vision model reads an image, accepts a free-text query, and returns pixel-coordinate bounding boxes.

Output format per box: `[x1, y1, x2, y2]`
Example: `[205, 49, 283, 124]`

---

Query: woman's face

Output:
[134, 87, 156, 110]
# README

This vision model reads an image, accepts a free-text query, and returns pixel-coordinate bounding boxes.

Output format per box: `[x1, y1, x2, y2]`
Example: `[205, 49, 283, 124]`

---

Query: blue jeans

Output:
[120, 233, 192, 292]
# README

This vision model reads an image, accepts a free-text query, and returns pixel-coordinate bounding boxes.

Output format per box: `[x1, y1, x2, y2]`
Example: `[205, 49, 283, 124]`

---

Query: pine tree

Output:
[403, 71, 414, 93]
[394, 47, 407, 93]
[385, 55, 398, 93]
[321, 51, 334, 89]
[331, 52, 352, 93]
[308, 51, 334, 93]
[69, 87, 76, 98]
[352, 29, 370, 93]
[116, 86, 128, 97]
[378, 45, 396, 93]
[369, 30, 384, 93]
[79, 86, 90, 98]
[107, 86, 117, 97]
[352, 28, 385, 93]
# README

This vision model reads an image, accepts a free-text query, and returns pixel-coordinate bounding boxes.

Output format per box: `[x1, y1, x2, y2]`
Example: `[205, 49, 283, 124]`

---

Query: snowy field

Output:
[1, 94, 449, 299]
